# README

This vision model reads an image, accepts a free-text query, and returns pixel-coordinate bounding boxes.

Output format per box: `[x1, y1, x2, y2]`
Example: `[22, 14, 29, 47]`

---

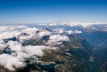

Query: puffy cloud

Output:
[49, 34, 70, 42]
[66, 30, 74, 35]
[17, 27, 40, 42]
[21, 27, 39, 35]
[0, 25, 29, 40]
[53, 29, 65, 34]
[17, 29, 51, 43]
[7, 41, 23, 52]
[24, 45, 56, 57]
[66, 30, 82, 35]
[0, 31, 20, 40]
[0, 54, 26, 71]
[0, 40, 8, 51]
[0, 24, 82, 71]
[73, 30, 82, 34]
[46, 34, 70, 46]
[0, 26, 16, 32]
[0, 25, 28, 32]
[38, 30, 51, 38]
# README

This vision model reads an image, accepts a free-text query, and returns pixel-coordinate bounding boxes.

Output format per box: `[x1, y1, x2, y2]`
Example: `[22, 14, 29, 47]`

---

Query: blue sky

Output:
[0, 0, 106, 24]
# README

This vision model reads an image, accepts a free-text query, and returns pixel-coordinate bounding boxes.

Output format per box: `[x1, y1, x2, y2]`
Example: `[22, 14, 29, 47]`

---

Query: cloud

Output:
[0, 31, 20, 40]
[49, 34, 70, 42]
[7, 41, 23, 52]
[0, 40, 8, 51]
[0, 24, 83, 71]
[66, 30, 82, 35]
[24, 45, 56, 57]
[0, 54, 26, 71]
[46, 34, 70, 46]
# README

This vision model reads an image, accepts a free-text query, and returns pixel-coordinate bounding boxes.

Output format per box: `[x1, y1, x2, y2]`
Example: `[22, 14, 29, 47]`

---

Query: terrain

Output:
[0, 24, 107, 72]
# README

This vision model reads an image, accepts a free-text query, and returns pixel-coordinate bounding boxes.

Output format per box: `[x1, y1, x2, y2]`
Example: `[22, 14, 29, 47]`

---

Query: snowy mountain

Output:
[0, 24, 107, 72]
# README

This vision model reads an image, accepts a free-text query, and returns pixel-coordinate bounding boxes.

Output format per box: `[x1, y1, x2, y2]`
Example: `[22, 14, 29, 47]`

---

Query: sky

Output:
[0, 0, 106, 24]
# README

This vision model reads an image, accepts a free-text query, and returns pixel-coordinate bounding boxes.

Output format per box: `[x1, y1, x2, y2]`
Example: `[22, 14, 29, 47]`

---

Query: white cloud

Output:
[7, 41, 23, 52]
[49, 34, 70, 42]
[66, 30, 82, 35]
[0, 40, 8, 51]
[0, 24, 82, 71]
[0, 54, 26, 71]
[46, 34, 70, 46]
[24, 45, 56, 57]
[38, 30, 51, 38]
